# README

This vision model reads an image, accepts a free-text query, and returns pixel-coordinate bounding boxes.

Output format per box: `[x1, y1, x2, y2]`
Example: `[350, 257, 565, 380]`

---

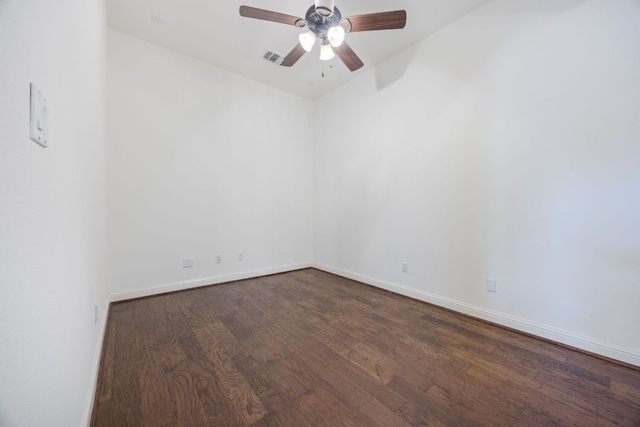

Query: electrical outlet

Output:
[182, 258, 194, 268]
[487, 279, 497, 293]
[216, 255, 222, 264]
[402, 262, 409, 273]
[238, 253, 244, 261]
[94, 305, 99, 324]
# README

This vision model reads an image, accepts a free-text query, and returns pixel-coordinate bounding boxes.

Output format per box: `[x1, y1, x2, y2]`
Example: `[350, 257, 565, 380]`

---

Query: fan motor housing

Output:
[305, 5, 342, 39]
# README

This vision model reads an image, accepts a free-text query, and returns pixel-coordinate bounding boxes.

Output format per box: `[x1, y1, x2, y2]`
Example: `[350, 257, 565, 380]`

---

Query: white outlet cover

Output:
[402, 262, 409, 273]
[30, 83, 49, 148]
[216, 255, 222, 264]
[182, 258, 194, 268]
[487, 279, 497, 293]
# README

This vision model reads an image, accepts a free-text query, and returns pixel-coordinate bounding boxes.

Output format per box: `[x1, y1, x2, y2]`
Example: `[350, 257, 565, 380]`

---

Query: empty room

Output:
[1, 0, 639, 426]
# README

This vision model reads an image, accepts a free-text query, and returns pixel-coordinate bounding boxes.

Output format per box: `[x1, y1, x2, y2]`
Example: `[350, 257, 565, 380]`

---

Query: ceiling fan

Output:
[239, 0, 407, 71]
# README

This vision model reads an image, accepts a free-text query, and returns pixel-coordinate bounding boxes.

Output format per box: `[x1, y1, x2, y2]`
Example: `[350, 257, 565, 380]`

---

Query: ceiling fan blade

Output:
[280, 43, 307, 67]
[239, 5, 304, 27]
[343, 10, 406, 32]
[334, 42, 364, 72]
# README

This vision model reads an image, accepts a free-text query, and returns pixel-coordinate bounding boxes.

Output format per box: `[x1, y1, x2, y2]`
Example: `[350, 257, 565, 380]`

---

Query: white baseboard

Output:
[312, 263, 640, 368]
[81, 298, 111, 427]
[110, 263, 313, 302]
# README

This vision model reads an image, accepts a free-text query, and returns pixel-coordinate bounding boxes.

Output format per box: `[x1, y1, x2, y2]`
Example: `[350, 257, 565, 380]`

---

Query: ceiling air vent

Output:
[262, 51, 283, 65]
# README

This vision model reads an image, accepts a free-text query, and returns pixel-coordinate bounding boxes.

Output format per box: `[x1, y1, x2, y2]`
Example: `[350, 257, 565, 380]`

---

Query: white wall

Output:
[314, 0, 640, 365]
[0, 0, 110, 426]
[108, 31, 314, 298]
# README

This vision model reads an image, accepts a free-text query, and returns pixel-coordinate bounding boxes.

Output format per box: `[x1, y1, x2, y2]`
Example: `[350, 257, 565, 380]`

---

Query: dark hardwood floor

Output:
[91, 268, 640, 426]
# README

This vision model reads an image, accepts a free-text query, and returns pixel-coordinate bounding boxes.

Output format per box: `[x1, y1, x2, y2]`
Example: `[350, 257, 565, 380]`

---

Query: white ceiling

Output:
[107, 0, 490, 100]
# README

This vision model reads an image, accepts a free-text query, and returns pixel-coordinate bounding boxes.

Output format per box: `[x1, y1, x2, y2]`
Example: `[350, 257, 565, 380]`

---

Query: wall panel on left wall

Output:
[0, 0, 111, 426]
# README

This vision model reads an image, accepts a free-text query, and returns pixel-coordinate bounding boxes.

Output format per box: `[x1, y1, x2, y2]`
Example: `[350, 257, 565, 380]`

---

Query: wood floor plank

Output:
[192, 324, 267, 425]
[91, 269, 640, 426]
[134, 298, 179, 427]
[338, 341, 396, 385]
[231, 353, 316, 427]
[107, 302, 142, 426]
[466, 365, 599, 426]
[535, 369, 640, 426]
[567, 352, 640, 392]
[424, 384, 499, 427]
[164, 359, 213, 426]
[304, 336, 409, 412]
[396, 399, 452, 427]
[165, 296, 245, 426]
[95, 317, 116, 403]
[278, 340, 413, 427]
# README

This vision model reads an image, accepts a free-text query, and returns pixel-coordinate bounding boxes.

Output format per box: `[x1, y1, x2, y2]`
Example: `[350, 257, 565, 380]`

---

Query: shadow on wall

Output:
[373, 0, 587, 94]
[374, 43, 419, 92]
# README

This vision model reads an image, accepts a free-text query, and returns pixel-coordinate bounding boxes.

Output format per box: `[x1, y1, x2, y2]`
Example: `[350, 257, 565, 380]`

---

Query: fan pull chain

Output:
[321, 61, 333, 78]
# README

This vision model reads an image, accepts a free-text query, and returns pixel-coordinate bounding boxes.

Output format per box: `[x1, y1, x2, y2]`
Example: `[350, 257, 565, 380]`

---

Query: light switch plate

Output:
[30, 83, 49, 148]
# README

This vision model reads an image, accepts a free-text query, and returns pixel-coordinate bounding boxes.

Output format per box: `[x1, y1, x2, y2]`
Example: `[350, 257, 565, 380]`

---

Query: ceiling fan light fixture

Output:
[327, 25, 345, 47]
[319, 42, 335, 61]
[315, 0, 335, 17]
[239, 4, 407, 71]
[299, 31, 316, 52]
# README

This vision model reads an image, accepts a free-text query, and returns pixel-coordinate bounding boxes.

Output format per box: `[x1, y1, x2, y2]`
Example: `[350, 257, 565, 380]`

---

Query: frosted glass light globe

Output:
[327, 26, 345, 47]
[299, 31, 317, 52]
[320, 43, 335, 60]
